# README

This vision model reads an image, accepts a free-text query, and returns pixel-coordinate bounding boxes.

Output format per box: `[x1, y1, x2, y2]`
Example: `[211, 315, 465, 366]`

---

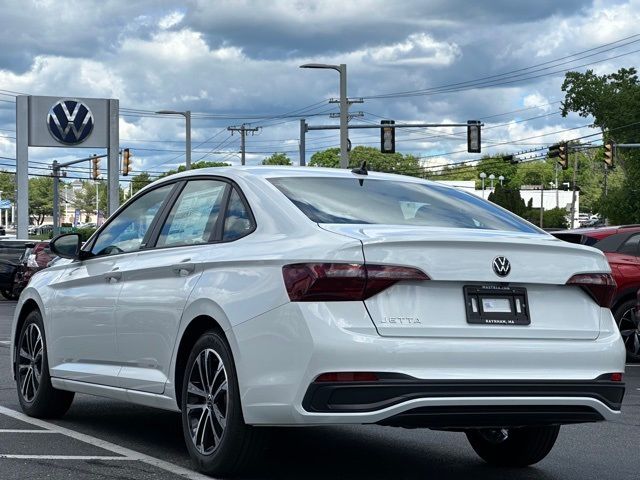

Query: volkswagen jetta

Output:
[11, 167, 626, 476]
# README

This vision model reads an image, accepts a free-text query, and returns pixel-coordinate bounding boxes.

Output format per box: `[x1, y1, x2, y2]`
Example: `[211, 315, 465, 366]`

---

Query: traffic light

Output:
[548, 143, 560, 158]
[380, 120, 395, 153]
[604, 141, 614, 167]
[91, 155, 100, 180]
[467, 120, 481, 153]
[122, 148, 132, 176]
[558, 142, 569, 170]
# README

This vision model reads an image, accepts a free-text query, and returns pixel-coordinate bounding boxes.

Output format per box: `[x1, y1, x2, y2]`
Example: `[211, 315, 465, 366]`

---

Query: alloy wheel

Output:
[18, 323, 43, 402]
[186, 348, 228, 455]
[617, 307, 640, 357]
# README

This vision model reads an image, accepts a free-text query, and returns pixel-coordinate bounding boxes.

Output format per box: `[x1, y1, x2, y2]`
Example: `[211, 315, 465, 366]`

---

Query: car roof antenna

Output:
[351, 161, 368, 185]
[351, 161, 368, 176]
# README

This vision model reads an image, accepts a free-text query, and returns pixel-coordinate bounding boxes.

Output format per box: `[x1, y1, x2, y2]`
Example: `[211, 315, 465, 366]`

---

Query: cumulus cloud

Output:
[0, 0, 636, 173]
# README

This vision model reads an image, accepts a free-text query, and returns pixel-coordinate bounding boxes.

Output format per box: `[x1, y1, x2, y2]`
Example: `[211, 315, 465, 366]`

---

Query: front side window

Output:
[156, 180, 227, 248]
[90, 184, 174, 256]
[269, 177, 541, 234]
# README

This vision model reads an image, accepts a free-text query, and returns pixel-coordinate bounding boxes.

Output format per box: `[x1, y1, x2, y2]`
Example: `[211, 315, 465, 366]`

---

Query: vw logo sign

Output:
[492, 256, 511, 277]
[47, 99, 94, 145]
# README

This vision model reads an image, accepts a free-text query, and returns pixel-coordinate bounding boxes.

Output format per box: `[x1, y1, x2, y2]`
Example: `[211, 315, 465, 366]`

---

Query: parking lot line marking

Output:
[0, 341, 10, 345]
[0, 429, 55, 433]
[0, 406, 215, 480]
[0, 455, 137, 460]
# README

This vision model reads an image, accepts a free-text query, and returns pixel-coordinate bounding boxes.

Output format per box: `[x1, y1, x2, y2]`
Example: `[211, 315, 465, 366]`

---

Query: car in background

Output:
[0, 225, 6, 236]
[553, 225, 640, 361]
[0, 239, 34, 300]
[12, 241, 52, 297]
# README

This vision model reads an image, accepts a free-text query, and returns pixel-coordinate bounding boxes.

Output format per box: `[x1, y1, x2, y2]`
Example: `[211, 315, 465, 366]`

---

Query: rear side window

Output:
[156, 180, 227, 248]
[223, 188, 253, 241]
[618, 234, 640, 256]
[269, 177, 541, 233]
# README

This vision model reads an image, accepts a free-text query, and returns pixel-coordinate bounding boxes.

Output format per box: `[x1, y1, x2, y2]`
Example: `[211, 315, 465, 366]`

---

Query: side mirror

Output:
[50, 233, 82, 260]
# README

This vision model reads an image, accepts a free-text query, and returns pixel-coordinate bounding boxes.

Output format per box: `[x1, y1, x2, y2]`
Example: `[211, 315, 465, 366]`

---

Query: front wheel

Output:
[181, 331, 265, 476]
[16, 310, 74, 418]
[466, 425, 560, 467]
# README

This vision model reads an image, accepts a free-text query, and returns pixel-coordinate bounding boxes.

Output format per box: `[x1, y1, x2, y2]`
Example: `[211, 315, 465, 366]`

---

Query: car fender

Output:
[10, 287, 47, 380]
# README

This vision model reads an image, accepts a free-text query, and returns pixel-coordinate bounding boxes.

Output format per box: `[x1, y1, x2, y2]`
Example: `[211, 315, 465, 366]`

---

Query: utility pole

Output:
[228, 124, 260, 165]
[554, 161, 559, 209]
[569, 149, 578, 229]
[299, 119, 307, 166]
[540, 183, 544, 229]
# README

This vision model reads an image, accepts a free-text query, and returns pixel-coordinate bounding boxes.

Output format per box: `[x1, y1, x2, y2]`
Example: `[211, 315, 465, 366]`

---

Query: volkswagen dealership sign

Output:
[15, 94, 119, 238]
[25, 95, 110, 148]
[47, 99, 95, 145]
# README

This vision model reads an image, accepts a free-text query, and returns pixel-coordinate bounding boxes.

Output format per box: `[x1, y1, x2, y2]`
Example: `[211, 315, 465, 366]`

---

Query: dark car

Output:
[0, 239, 33, 300]
[13, 241, 53, 297]
[553, 225, 640, 361]
[0, 225, 6, 236]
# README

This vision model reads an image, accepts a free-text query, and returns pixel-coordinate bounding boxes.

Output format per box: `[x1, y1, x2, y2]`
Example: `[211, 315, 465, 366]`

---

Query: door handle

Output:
[172, 263, 195, 276]
[104, 271, 122, 283]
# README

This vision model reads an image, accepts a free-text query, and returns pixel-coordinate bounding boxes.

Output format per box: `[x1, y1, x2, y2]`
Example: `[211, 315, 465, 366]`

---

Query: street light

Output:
[489, 173, 495, 190]
[479, 172, 487, 198]
[156, 110, 192, 169]
[300, 63, 349, 168]
[499, 175, 505, 186]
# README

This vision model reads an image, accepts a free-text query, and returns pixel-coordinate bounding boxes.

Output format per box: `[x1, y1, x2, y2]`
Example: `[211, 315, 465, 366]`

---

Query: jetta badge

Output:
[47, 99, 94, 145]
[492, 256, 511, 277]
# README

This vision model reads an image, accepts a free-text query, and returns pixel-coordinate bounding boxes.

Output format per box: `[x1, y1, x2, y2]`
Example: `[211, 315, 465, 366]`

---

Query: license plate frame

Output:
[463, 285, 530, 326]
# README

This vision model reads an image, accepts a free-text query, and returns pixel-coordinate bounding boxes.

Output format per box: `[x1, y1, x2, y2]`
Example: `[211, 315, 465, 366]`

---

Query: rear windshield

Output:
[269, 177, 541, 233]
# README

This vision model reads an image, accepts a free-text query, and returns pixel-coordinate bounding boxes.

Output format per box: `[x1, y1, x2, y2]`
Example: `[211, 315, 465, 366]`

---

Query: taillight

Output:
[566, 273, 616, 308]
[282, 263, 429, 301]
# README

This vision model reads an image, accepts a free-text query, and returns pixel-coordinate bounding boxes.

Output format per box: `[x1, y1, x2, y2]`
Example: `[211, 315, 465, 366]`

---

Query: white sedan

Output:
[11, 166, 626, 476]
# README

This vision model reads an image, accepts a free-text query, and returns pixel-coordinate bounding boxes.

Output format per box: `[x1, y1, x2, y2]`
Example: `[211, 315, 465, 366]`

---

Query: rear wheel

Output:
[181, 331, 265, 476]
[466, 425, 560, 467]
[614, 299, 640, 362]
[16, 310, 74, 418]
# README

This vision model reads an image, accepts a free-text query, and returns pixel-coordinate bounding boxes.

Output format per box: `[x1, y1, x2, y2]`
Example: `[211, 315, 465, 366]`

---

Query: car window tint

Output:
[91, 184, 174, 256]
[269, 177, 541, 233]
[618, 234, 640, 256]
[223, 188, 253, 241]
[156, 180, 227, 248]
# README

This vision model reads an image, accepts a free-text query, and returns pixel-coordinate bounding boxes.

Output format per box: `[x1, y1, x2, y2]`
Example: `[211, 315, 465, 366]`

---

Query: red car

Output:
[12, 241, 53, 297]
[554, 225, 640, 361]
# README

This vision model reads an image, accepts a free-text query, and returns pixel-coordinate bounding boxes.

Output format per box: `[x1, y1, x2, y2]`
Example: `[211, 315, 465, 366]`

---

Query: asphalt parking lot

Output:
[0, 299, 639, 480]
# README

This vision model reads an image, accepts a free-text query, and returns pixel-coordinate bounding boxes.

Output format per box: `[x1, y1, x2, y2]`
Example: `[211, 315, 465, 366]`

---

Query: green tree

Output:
[28, 177, 54, 225]
[561, 67, 640, 222]
[131, 172, 153, 195]
[159, 161, 231, 179]
[262, 153, 292, 165]
[309, 146, 422, 177]
[487, 184, 527, 216]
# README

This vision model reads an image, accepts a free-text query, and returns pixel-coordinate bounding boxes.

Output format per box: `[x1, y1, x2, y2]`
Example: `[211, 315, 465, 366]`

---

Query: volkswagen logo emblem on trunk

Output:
[492, 256, 511, 277]
[47, 99, 94, 145]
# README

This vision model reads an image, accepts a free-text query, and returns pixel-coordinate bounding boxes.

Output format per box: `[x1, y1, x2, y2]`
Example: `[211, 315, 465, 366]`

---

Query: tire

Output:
[16, 310, 74, 418]
[181, 330, 265, 477]
[614, 299, 640, 362]
[466, 425, 560, 467]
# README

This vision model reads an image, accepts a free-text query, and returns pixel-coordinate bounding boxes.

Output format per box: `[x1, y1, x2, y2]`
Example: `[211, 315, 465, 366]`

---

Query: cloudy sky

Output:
[0, 0, 639, 181]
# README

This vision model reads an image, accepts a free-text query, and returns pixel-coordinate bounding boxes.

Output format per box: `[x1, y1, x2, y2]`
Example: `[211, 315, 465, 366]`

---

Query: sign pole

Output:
[107, 99, 120, 216]
[16, 96, 29, 239]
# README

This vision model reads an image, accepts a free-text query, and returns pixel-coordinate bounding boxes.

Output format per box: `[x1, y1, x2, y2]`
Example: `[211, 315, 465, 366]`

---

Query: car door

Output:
[115, 178, 229, 393]
[47, 183, 177, 386]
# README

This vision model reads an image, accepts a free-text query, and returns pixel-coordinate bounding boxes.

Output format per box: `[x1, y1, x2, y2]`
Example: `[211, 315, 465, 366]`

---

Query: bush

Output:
[76, 228, 97, 242]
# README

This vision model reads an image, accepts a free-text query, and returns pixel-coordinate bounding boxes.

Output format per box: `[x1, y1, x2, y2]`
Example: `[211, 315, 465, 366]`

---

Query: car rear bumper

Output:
[232, 302, 627, 426]
[301, 376, 624, 428]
